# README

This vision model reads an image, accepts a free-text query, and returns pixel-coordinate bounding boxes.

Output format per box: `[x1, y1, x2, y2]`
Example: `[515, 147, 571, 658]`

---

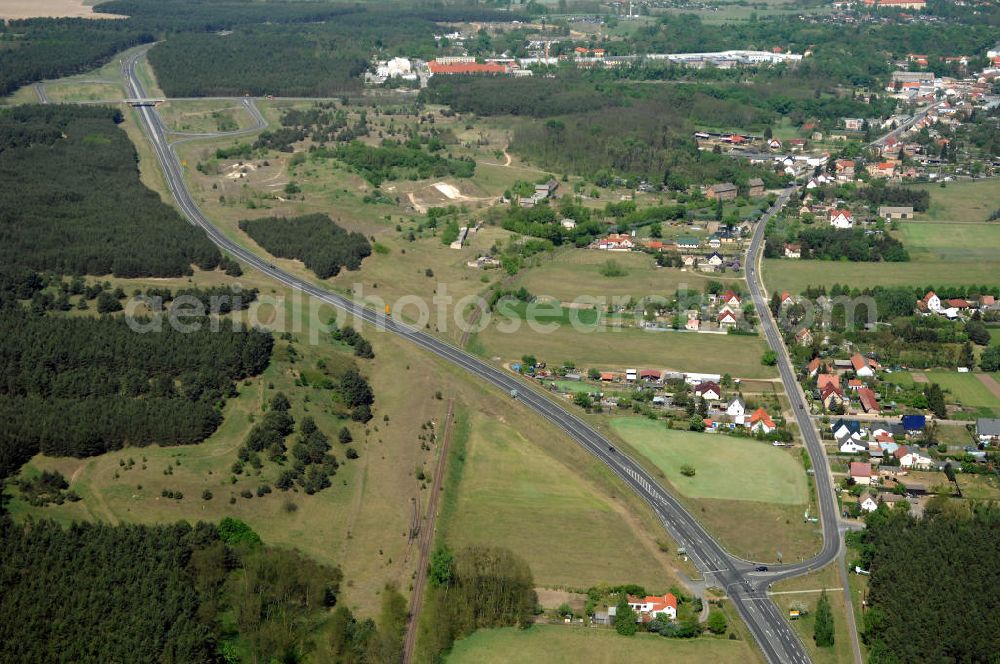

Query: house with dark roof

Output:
[977, 418, 1000, 443]
[748, 178, 765, 197]
[707, 182, 738, 201]
[901, 414, 926, 433]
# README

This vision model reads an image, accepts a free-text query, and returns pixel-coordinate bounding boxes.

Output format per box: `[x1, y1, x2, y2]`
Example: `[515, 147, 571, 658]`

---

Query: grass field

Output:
[441, 411, 682, 590]
[447, 625, 762, 664]
[916, 372, 1000, 410]
[474, 325, 775, 378]
[42, 81, 124, 103]
[610, 419, 808, 504]
[609, 418, 822, 562]
[158, 100, 257, 134]
[912, 179, 1000, 222]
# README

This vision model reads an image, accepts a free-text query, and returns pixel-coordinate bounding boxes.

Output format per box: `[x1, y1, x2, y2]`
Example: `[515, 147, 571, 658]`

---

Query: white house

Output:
[695, 381, 722, 401]
[850, 462, 873, 486]
[851, 353, 875, 378]
[726, 397, 746, 424]
[919, 291, 942, 313]
[840, 440, 868, 454]
[895, 447, 933, 470]
[830, 209, 854, 229]
[858, 491, 879, 513]
[749, 408, 776, 434]
[625, 593, 677, 622]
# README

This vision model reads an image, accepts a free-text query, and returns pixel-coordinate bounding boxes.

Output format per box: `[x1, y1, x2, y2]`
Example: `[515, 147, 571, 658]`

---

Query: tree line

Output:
[768, 227, 909, 262]
[239, 214, 371, 279]
[0, 106, 222, 277]
[0, 305, 272, 479]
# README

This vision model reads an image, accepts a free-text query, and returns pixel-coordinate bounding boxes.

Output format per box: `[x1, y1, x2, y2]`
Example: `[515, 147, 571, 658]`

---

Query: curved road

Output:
[123, 49, 829, 663]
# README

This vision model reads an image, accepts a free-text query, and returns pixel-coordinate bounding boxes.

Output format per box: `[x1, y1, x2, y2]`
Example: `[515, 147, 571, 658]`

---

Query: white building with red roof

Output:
[749, 407, 776, 434]
[626, 593, 677, 622]
[829, 209, 854, 229]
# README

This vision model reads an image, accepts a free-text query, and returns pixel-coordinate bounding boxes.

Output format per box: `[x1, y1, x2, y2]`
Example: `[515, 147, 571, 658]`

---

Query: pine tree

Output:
[814, 589, 835, 647]
[614, 596, 637, 636]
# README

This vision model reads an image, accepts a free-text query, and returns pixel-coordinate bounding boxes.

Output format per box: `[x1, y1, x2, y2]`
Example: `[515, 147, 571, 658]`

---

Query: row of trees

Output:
[238, 214, 371, 279]
[780, 228, 909, 262]
[0, 106, 222, 277]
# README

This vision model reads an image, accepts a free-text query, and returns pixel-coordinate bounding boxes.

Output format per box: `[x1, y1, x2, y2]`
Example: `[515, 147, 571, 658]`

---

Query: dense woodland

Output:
[239, 214, 371, 279]
[330, 140, 475, 186]
[0, 106, 221, 277]
[0, 19, 152, 96]
[0, 306, 271, 479]
[0, 517, 349, 664]
[852, 503, 1000, 663]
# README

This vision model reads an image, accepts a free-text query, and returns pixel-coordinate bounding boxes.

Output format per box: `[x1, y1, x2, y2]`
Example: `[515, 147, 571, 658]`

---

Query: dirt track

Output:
[976, 373, 1000, 401]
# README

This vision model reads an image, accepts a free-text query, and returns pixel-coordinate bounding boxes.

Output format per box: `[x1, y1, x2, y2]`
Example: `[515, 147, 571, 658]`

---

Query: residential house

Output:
[625, 369, 638, 382]
[624, 593, 678, 622]
[727, 397, 747, 424]
[851, 354, 875, 378]
[807, 357, 822, 377]
[704, 251, 725, 268]
[717, 310, 738, 329]
[832, 418, 862, 440]
[878, 206, 914, 220]
[843, 118, 865, 131]
[560, 218, 577, 229]
[535, 179, 559, 199]
[917, 291, 942, 313]
[847, 379, 863, 392]
[946, 298, 970, 311]
[858, 491, 880, 513]
[821, 383, 846, 410]
[780, 291, 795, 308]
[829, 209, 854, 229]
[784, 243, 802, 259]
[895, 446, 933, 470]
[748, 178, 765, 197]
[749, 408, 776, 434]
[868, 162, 896, 178]
[695, 381, 722, 401]
[685, 316, 701, 331]
[596, 233, 635, 251]
[976, 418, 1000, 444]
[850, 462, 874, 486]
[858, 387, 880, 414]
[676, 236, 700, 250]
[795, 328, 814, 347]
[841, 440, 868, 454]
[707, 183, 738, 201]
[640, 370, 662, 383]
[599, 372, 616, 382]
[818, 374, 841, 391]
[788, 138, 807, 151]
[835, 159, 856, 180]
[721, 290, 742, 309]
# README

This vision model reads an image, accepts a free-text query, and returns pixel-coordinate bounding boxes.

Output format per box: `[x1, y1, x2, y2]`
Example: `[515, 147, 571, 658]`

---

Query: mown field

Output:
[912, 179, 1000, 222]
[440, 411, 683, 591]
[447, 624, 762, 664]
[611, 419, 808, 504]
[609, 417, 821, 562]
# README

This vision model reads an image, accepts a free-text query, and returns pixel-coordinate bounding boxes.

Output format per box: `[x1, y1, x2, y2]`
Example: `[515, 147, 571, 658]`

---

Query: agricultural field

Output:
[609, 418, 821, 562]
[0, 0, 122, 19]
[440, 410, 684, 591]
[768, 562, 860, 664]
[764, 217, 1000, 294]
[888, 371, 1000, 415]
[447, 625, 763, 664]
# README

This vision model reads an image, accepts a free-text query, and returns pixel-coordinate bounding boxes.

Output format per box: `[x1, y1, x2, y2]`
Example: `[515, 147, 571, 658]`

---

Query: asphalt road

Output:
[123, 48, 818, 663]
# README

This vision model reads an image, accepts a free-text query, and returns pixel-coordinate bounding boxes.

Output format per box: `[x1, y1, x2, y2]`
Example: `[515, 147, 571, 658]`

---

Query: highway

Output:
[122, 48, 823, 663]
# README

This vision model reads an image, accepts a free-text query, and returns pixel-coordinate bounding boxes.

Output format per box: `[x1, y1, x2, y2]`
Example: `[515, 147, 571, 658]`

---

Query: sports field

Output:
[611, 418, 808, 505]
[447, 625, 762, 664]
[442, 413, 681, 590]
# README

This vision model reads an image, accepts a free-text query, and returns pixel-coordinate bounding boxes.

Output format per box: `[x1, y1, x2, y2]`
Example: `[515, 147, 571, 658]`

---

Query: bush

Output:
[680, 464, 696, 477]
[201, 489, 213, 501]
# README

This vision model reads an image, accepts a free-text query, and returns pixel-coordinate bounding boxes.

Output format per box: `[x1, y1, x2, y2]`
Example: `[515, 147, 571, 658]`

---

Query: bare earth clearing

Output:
[0, 0, 125, 19]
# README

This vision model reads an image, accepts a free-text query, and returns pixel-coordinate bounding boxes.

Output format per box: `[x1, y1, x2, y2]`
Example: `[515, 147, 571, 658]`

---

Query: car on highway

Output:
[754, 565, 769, 572]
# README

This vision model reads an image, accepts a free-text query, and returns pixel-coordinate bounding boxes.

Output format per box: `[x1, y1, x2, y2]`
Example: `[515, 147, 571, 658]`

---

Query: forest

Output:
[0, 105, 222, 277]
[767, 227, 910, 262]
[0, 305, 271, 479]
[239, 214, 372, 279]
[0, 18, 152, 96]
[0, 517, 356, 664]
[852, 502, 1000, 663]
